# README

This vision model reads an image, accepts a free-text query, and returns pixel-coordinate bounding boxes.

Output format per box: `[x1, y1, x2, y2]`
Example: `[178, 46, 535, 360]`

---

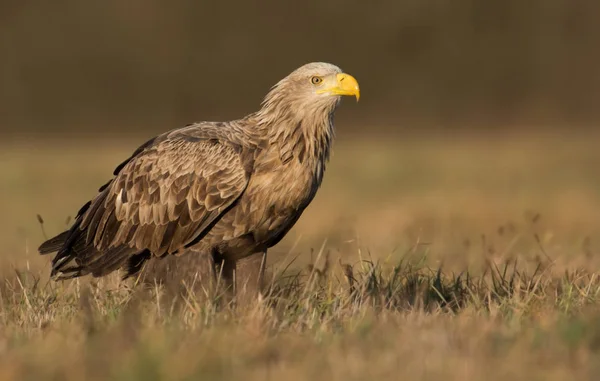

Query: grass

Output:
[2, 130, 600, 380]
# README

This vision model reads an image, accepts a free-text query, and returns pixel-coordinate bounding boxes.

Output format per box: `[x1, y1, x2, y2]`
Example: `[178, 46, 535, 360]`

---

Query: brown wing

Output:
[45, 133, 250, 279]
[84, 137, 249, 256]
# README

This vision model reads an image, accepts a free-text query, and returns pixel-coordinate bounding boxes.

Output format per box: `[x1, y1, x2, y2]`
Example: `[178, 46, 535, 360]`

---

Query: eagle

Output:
[38, 62, 360, 298]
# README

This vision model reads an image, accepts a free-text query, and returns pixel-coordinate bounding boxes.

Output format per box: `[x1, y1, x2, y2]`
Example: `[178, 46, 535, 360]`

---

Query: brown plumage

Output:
[39, 62, 360, 293]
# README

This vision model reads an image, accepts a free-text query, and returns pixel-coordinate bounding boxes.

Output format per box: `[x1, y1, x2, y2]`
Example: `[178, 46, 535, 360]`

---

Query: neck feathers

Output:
[253, 87, 338, 168]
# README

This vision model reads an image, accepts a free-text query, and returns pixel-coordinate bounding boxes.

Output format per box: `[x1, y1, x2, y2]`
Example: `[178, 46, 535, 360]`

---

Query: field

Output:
[2, 131, 600, 380]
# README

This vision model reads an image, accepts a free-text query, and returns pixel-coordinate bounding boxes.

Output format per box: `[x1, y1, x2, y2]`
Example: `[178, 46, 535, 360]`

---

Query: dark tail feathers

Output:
[38, 231, 69, 254]
[40, 230, 151, 281]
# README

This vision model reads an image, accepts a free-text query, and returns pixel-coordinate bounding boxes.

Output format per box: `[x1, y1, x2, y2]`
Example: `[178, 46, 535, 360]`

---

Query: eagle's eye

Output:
[310, 76, 323, 85]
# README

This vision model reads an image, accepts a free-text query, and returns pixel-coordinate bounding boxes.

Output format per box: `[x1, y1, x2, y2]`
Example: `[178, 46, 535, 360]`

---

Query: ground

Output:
[1, 130, 600, 380]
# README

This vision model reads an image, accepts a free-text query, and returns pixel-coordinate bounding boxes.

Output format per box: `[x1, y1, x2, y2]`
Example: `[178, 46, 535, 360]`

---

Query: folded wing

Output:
[43, 132, 250, 280]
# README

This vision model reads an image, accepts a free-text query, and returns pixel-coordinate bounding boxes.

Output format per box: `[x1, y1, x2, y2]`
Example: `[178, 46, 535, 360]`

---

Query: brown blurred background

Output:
[2, 4, 600, 378]
[2, 0, 600, 139]
[3, 0, 600, 272]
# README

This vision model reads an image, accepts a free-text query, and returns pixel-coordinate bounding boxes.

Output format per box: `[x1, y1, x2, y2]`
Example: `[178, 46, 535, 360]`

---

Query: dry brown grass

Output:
[2, 131, 600, 380]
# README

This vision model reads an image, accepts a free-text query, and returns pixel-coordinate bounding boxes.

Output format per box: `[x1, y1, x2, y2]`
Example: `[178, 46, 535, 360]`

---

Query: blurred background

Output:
[2, 0, 600, 272]
[2, 0, 600, 137]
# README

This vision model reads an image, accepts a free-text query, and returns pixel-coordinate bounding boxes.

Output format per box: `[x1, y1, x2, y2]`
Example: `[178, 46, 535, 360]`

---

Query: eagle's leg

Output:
[213, 251, 266, 308]
[234, 251, 267, 307]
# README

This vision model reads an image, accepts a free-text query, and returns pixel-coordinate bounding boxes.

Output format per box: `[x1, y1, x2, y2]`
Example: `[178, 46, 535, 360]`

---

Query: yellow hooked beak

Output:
[317, 73, 360, 101]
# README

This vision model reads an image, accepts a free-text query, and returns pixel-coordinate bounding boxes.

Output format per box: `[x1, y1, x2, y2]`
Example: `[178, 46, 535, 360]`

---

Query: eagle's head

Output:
[259, 62, 360, 119]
